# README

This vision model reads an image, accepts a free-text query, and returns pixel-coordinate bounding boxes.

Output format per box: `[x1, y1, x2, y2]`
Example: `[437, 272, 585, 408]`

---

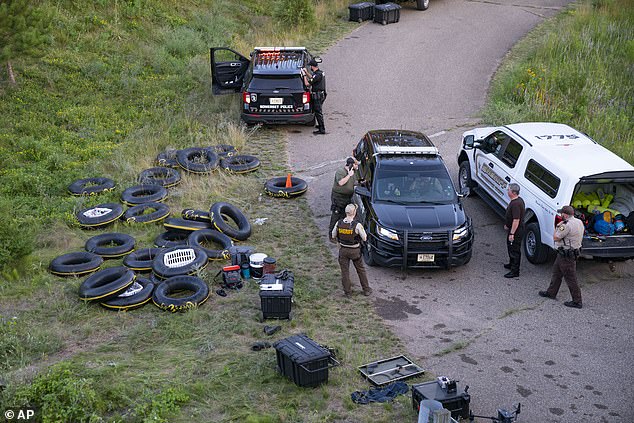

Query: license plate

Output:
[269, 98, 283, 105]
[417, 254, 435, 262]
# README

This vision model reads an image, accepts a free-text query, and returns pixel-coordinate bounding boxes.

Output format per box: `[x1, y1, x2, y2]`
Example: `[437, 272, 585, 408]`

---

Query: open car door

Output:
[210, 48, 250, 95]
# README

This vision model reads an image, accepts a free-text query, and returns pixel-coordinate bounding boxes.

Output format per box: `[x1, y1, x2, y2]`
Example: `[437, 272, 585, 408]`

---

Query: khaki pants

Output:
[338, 246, 370, 294]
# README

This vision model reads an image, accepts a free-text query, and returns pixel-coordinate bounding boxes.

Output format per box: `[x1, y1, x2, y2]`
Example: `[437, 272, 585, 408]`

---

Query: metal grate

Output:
[163, 248, 196, 268]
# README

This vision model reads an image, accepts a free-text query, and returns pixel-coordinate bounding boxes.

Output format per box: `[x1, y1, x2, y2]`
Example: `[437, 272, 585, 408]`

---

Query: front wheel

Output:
[416, 0, 430, 10]
[458, 161, 475, 195]
[362, 244, 376, 267]
[524, 222, 550, 264]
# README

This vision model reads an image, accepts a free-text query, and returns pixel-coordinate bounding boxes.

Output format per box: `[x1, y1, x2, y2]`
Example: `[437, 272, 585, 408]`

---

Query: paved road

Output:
[287, 1, 634, 421]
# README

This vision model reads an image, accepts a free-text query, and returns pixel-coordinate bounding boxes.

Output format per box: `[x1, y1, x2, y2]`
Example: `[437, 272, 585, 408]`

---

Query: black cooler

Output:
[349, 2, 375, 22]
[412, 378, 471, 420]
[273, 334, 339, 387]
[374, 2, 401, 25]
[259, 272, 293, 320]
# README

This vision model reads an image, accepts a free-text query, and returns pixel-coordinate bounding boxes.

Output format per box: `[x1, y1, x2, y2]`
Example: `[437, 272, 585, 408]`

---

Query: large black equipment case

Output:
[273, 334, 338, 387]
[349, 2, 375, 22]
[259, 272, 294, 320]
[412, 380, 471, 420]
[374, 3, 401, 25]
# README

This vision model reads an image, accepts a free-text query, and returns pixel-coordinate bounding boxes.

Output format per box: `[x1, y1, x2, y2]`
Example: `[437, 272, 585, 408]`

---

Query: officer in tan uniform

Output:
[539, 205, 585, 308]
[331, 204, 372, 297]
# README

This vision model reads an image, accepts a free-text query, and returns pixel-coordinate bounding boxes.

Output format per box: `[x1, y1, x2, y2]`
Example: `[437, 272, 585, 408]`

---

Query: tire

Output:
[220, 155, 260, 174]
[152, 275, 210, 313]
[416, 0, 430, 10]
[76, 202, 124, 228]
[209, 202, 252, 241]
[49, 251, 104, 277]
[85, 233, 136, 258]
[177, 147, 219, 174]
[78, 266, 136, 302]
[121, 184, 168, 206]
[187, 229, 233, 261]
[122, 202, 170, 224]
[211, 144, 237, 158]
[524, 222, 550, 264]
[156, 150, 180, 168]
[152, 245, 208, 279]
[100, 277, 155, 311]
[264, 177, 308, 199]
[154, 230, 190, 248]
[458, 161, 476, 196]
[181, 208, 211, 223]
[362, 244, 377, 267]
[139, 167, 181, 188]
[163, 217, 212, 232]
[123, 248, 161, 272]
[68, 177, 115, 196]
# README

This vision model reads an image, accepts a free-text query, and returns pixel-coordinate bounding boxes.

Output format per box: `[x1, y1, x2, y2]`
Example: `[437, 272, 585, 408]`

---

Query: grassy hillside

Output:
[483, 0, 634, 164]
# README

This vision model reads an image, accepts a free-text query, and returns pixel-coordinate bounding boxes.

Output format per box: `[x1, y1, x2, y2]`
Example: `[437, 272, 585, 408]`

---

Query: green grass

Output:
[483, 0, 634, 164]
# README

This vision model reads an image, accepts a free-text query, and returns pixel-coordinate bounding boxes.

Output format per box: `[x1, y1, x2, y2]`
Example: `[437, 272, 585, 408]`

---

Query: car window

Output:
[481, 131, 508, 155]
[500, 139, 523, 168]
[248, 75, 304, 91]
[524, 159, 561, 198]
[374, 167, 456, 203]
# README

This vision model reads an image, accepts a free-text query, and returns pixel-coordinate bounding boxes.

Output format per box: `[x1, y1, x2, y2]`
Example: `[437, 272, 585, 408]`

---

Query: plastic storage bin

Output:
[349, 2, 375, 22]
[374, 2, 401, 25]
[412, 379, 471, 420]
[273, 334, 338, 387]
[259, 272, 293, 320]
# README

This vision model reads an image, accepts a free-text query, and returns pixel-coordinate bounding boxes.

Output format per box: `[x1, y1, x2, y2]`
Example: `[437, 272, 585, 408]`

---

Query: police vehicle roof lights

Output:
[373, 145, 439, 156]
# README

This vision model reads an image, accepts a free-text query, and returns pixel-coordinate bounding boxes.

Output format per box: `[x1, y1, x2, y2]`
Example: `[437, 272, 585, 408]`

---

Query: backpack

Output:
[593, 214, 615, 236]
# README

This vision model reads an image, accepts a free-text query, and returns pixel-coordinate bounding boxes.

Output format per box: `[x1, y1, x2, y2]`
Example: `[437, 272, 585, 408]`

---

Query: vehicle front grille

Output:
[406, 231, 449, 251]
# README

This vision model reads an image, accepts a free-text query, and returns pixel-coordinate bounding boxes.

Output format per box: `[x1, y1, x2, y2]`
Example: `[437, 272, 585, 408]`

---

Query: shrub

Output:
[273, 0, 316, 27]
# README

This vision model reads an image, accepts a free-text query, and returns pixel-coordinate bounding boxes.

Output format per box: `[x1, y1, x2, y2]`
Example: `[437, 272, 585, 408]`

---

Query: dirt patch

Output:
[373, 296, 422, 320]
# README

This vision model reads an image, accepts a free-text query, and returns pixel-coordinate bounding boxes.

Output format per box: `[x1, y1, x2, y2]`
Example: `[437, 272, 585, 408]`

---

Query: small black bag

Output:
[229, 245, 254, 267]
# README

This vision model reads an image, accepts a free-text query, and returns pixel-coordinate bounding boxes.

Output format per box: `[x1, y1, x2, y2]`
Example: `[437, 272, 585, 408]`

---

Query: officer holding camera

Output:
[329, 157, 360, 238]
[301, 59, 326, 135]
[539, 205, 585, 308]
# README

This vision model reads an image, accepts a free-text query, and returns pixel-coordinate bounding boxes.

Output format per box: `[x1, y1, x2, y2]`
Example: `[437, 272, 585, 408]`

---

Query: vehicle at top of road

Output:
[210, 46, 320, 126]
[352, 130, 474, 269]
[457, 122, 634, 263]
[378, 0, 431, 11]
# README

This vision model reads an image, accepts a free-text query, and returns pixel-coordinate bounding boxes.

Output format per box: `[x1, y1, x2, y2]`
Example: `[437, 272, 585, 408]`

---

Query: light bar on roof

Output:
[373, 145, 439, 155]
[254, 47, 306, 51]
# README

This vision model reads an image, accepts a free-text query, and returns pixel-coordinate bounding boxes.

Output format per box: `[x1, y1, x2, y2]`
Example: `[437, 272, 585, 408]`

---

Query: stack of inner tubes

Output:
[100, 277, 155, 311]
[163, 217, 211, 232]
[78, 267, 136, 302]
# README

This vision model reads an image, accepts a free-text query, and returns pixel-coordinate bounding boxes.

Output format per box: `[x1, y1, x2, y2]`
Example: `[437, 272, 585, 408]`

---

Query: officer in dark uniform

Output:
[329, 157, 359, 237]
[302, 59, 326, 135]
[539, 205, 585, 308]
[331, 204, 371, 297]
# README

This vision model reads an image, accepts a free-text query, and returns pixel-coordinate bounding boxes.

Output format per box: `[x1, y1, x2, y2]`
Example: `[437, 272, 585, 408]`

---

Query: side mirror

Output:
[355, 186, 371, 197]
[458, 187, 470, 198]
[463, 135, 475, 149]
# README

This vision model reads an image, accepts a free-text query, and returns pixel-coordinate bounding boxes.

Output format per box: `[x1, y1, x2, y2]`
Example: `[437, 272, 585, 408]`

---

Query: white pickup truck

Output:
[457, 122, 634, 263]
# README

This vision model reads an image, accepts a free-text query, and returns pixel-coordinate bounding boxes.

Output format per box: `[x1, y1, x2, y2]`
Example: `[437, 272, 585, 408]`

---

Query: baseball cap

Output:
[346, 157, 356, 166]
[308, 59, 318, 67]
[345, 204, 357, 214]
[557, 205, 575, 215]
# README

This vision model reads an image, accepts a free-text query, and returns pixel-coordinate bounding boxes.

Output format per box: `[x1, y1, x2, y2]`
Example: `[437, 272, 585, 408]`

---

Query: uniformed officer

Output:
[331, 204, 372, 297]
[539, 205, 585, 308]
[302, 59, 326, 135]
[503, 183, 525, 278]
[329, 157, 359, 237]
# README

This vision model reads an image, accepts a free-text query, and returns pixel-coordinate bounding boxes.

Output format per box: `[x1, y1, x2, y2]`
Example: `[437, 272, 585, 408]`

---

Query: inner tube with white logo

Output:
[76, 202, 124, 228]
[152, 245, 208, 279]
[181, 208, 211, 223]
[100, 277, 155, 311]
[152, 275, 210, 312]
[209, 202, 251, 241]
[78, 266, 136, 302]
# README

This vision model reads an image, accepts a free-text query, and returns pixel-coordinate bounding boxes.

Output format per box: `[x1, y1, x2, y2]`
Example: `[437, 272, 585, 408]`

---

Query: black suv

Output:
[210, 47, 319, 125]
[353, 130, 474, 269]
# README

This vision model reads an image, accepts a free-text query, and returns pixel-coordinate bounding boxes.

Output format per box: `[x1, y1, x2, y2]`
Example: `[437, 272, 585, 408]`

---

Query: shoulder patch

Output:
[557, 224, 566, 231]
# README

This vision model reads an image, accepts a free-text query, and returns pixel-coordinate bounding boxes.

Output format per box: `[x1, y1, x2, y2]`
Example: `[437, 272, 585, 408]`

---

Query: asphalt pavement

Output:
[286, 1, 634, 421]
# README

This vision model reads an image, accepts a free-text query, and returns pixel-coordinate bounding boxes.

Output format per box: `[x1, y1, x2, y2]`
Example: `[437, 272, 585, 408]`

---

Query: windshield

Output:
[373, 166, 457, 204]
[248, 75, 305, 91]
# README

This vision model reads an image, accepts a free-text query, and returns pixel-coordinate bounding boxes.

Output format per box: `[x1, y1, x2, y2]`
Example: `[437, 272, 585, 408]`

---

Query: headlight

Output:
[377, 225, 399, 241]
[452, 224, 470, 241]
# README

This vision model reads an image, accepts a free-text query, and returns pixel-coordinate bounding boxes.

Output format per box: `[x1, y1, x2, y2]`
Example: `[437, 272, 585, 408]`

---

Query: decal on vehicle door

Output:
[480, 163, 508, 191]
